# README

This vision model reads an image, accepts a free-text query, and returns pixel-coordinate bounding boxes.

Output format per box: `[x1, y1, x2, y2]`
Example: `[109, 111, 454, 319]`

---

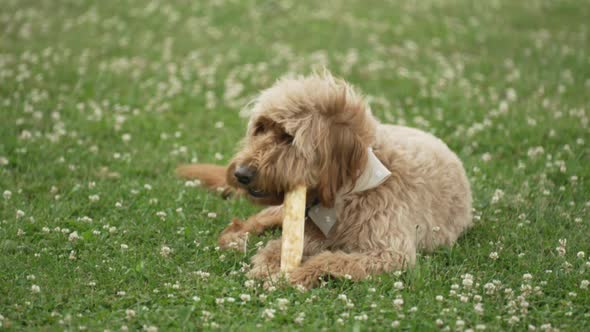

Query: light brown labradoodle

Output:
[178, 71, 473, 289]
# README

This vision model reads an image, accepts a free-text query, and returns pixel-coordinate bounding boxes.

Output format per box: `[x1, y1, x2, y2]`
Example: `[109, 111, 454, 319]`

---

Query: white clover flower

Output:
[522, 273, 533, 281]
[391, 320, 400, 328]
[508, 316, 520, 324]
[201, 310, 211, 321]
[556, 238, 567, 256]
[16, 209, 25, 218]
[435, 295, 444, 301]
[240, 294, 251, 302]
[121, 244, 128, 250]
[393, 298, 404, 308]
[462, 278, 474, 288]
[68, 231, 80, 242]
[160, 245, 171, 257]
[577, 251, 585, 259]
[354, 313, 368, 321]
[491, 189, 504, 204]
[244, 280, 255, 288]
[489, 252, 499, 260]
[294, 312, 305, 325]
[580, 280, 589, 289]
[261, 308, 275, 320]
[31, 284, 41, 293]
[185, 180, 200, 187]
[207, 212, 217, 218]
[125, 309, 136, 320]
[394, 281, 404, 289]
[3, 190, 11, 200]
[474, 302, 484, 314]
[540, 323, 553, 330]
[143, 325, 158, 332]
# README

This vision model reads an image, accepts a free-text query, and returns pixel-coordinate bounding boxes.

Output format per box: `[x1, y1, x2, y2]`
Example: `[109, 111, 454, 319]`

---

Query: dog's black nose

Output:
[234, 165, 256, 185]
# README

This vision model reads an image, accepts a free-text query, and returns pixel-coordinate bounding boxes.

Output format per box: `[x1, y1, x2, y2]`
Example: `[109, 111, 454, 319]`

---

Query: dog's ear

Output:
[317, 128, 368, 208]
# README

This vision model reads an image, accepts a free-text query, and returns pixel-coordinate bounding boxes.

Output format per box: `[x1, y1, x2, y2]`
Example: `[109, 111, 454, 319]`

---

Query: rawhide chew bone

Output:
[280, 184, 306, 273]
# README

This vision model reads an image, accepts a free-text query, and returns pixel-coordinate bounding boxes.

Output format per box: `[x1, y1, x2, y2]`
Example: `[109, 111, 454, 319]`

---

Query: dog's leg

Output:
[246, 239, 283, 278]
[218, 206, 284, 251]
[176, 163, 235, 198]
[288, 245, 416, 289]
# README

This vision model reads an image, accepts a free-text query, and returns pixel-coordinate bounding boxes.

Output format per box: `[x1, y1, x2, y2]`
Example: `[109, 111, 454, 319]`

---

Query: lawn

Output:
[1, 0, 589, 330]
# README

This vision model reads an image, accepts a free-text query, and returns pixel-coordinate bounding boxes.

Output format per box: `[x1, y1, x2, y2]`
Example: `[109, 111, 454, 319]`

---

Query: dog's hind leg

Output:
[288, 245, 416, 289]
[176, 163, 235, 198]
[218, 206, 284, 251]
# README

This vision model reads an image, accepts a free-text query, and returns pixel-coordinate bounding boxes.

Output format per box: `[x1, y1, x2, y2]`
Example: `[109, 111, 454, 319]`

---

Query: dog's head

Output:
[226, 71, 377, 207]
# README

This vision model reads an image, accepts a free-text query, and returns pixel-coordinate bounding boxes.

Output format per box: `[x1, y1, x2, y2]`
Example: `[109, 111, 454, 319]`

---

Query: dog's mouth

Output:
[242, 187, 285, 206]
[247, 187, 271, 198]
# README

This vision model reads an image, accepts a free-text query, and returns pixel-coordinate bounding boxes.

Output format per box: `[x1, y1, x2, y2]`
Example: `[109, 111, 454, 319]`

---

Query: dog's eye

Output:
[253, 123, 265, 136]
[281, 132, 294, 144]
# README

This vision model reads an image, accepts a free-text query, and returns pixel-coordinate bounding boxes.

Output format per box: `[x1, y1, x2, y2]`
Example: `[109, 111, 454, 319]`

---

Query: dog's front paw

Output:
[246, 239, 282, 278]
[218, 219, 249, 252]
[246, 264, 278, 280]
[288, 267, 321, 290]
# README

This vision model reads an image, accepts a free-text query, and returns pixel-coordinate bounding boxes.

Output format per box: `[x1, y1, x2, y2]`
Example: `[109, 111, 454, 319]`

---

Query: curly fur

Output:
[178, 71, 473, 288]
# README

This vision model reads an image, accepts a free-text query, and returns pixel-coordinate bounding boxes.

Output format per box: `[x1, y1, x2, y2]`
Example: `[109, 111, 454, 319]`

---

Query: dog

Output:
[177, 71, 473, 289]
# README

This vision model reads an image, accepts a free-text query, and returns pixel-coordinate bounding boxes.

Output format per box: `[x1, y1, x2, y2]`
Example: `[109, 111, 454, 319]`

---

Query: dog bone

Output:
[280, 184, 306, 273]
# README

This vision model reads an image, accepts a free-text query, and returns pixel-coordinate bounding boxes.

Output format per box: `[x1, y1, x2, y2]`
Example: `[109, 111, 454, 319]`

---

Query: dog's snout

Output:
[234, 165, 256, 185]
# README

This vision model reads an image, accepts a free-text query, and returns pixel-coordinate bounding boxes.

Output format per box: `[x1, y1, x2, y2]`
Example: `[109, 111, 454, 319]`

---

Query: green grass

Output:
[1, 0, 589, 330]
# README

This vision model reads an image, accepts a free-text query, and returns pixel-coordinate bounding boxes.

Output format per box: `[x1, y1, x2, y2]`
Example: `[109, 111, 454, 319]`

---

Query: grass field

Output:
[1, 0, 590, 330]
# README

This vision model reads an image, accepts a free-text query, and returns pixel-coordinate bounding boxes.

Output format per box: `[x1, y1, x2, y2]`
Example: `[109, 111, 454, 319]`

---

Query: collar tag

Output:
[308, 148, 391, 236]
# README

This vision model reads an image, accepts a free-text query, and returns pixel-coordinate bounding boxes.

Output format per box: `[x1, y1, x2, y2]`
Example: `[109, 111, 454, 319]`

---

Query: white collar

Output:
[307, 148, 391, 236]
